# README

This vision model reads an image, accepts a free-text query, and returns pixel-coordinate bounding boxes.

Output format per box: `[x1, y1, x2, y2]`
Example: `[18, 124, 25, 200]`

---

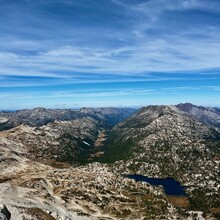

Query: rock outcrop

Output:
[0, 205, 11, 220]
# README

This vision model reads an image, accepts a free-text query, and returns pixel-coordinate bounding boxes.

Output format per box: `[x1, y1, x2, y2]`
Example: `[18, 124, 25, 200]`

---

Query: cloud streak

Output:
[0, 0, 220, 78]
[1, 37, 220, 78]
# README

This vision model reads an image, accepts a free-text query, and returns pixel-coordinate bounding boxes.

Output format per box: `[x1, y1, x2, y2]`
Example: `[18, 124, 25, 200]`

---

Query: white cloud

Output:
[0, 0, 220, 79]
[1, 35, 220, 79]
[0, 88, 156, 101]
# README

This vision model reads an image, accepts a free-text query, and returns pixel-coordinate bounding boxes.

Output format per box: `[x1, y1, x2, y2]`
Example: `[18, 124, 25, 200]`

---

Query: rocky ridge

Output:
[176, 103, 220, 127]
[0, 107, 136, 131]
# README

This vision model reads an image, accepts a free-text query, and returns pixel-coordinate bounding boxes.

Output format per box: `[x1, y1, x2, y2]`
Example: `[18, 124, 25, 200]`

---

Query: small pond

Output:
[126, 174, 187, 196]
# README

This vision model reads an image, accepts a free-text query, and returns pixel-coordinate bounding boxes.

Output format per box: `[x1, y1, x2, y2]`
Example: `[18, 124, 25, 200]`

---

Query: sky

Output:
[0, 0, 220, 109]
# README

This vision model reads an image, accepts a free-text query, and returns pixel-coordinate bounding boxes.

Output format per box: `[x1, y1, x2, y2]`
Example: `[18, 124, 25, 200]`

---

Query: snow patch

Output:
[0, 117, 9, 123]
[83, 141, 91, 146]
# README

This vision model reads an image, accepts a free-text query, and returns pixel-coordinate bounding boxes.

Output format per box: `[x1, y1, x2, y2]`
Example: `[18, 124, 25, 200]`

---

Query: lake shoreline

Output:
[124, 174, 188, 197]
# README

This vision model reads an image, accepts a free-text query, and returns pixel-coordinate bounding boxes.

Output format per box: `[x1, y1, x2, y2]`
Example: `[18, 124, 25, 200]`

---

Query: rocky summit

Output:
[0, 104, 219, 219]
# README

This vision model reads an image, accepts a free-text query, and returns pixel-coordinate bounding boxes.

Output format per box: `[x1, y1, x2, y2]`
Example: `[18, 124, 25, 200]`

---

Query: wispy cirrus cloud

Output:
[0, 0, 220, 108]
[0, 0, 220, 78]
[1, 37, 220, 78]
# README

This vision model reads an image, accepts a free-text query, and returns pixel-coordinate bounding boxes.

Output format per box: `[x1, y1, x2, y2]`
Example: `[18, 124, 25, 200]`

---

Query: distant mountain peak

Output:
[137, 105, 176, 116]
[32, 107, 47, 111]
[175, 103, 195, 111]
[175, 103, 220, 127]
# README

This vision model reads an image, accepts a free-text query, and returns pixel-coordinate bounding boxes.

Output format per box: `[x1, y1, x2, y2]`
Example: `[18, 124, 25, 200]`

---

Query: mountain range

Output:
[0, 107, 136, 131]
[0, 103, 219, 219]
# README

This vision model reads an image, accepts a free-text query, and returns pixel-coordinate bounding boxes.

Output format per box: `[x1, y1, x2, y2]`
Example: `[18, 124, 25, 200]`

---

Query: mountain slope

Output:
[98, 105, 220, 213]
[100, 105, 220, 162]
[0, 107, 136, 165]
[0, 117, 100, 165]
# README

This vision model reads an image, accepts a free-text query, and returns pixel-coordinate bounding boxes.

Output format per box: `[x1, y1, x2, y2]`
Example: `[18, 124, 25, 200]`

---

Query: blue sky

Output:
[0, 0, 220, 109]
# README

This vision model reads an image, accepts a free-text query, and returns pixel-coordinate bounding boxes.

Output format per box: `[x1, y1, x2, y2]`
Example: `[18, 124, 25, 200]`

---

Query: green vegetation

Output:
[96, 131, 135, 163]
[57, 134, 95, 165]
